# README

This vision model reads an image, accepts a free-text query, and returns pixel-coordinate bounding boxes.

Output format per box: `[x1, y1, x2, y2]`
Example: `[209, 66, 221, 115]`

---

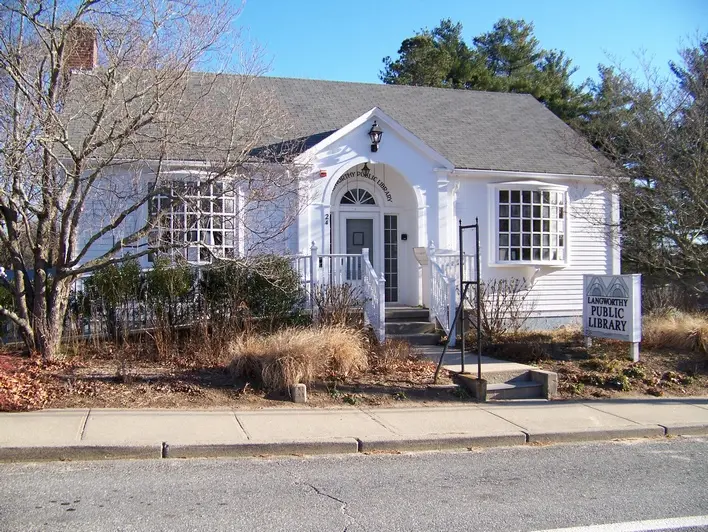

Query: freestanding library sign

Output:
[583, 274, 642, 361]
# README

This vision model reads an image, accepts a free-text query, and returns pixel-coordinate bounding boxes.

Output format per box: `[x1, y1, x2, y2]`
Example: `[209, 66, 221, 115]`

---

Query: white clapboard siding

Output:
[77, 169, 148, 267]
[525, 185, 611, 317]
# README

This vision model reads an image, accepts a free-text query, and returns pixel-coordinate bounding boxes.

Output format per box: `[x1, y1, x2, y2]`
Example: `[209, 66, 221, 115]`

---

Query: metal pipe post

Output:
[475, 217, 482, 381]
[459, 219, 465, 374]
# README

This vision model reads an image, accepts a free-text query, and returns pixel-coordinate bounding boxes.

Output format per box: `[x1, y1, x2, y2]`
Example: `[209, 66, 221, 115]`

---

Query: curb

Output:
[525, 425, 665, 444]
[3, 425, 706, 463]
[357, 433, 527, 453]
[660, 423, 708, 437]
[165, 438, 359, 459]
[0, 444, 160, 462]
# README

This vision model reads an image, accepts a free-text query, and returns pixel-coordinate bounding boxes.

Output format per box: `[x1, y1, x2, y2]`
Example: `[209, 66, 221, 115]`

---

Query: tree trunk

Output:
[33, 318, 63, 361]
[29, 277, 71, 361]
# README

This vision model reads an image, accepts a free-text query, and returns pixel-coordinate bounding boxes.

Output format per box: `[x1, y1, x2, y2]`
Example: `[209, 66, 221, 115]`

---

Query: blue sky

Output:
[235, 0, 706, 86]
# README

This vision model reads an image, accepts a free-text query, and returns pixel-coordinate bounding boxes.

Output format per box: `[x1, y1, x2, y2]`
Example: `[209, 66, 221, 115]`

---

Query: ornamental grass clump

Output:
[227, 326, 368, 391]
[642, 312, 708, 355]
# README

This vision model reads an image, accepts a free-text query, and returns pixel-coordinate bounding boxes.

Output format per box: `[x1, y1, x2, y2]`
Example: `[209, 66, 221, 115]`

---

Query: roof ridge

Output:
[184, 70, 538, 100]
[262, 75, 537, 99]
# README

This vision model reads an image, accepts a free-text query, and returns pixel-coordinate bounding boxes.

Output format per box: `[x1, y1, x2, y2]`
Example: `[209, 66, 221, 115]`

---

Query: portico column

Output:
[416, 187, 428, 248]
[297, 177, 312, 252]
[416, 187, 428, 307]
[437, 176, 452, 250]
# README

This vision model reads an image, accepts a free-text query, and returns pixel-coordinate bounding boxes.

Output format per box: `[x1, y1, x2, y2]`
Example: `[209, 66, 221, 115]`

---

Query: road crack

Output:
[303, 483, 361, 531]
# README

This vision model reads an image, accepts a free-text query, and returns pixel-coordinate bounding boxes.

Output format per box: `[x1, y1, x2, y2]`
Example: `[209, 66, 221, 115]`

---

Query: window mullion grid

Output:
[497, 187, 566, 264]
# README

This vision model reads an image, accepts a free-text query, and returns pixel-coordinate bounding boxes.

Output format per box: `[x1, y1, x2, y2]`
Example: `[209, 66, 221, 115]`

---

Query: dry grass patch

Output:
[642, 311, 708, 355]
[364, 339, 443, 385]
[481, 325, 584, 365]
[227, 326, 368, 391]
[369, 339, 414, 374]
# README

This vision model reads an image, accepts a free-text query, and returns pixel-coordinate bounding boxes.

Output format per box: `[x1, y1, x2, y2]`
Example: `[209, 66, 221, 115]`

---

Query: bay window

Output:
[491, 182, 569, 266]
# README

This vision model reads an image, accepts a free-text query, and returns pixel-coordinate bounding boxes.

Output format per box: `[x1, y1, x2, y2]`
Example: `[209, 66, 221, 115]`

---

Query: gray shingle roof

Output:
[258, 76, 601, 175]
[66, 71, 603, 175]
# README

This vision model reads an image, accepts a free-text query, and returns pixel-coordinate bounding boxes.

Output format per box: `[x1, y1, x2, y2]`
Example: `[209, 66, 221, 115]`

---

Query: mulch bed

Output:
[485, 334, 708, 400]
[4, 333, 705, 411]
[0, 345, 458, 411]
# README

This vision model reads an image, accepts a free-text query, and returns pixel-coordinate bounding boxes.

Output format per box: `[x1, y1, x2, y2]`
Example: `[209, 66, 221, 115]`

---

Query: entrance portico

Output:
[328, 162, 422, 306]
[295, 107, 455, 308]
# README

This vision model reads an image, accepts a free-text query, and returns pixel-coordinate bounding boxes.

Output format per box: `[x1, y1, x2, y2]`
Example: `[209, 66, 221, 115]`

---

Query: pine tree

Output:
[381, 18, 590, 122]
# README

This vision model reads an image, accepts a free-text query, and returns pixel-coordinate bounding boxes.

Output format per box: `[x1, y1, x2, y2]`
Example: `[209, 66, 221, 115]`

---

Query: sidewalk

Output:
[2, 398, 708, 462]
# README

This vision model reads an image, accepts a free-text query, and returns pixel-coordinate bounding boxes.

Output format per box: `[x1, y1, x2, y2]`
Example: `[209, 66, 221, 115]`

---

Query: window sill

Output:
[489, 260, 569, 268]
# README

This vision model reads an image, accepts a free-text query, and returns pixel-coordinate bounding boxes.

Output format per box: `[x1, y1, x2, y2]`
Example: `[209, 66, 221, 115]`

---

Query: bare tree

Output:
[0, 0, 303, 359]
[576, 40, 708, 290]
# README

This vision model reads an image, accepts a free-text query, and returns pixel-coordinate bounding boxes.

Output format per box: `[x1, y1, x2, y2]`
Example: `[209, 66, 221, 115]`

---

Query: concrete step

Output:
[385, 308, 429, 321]
[435, 352, 534, 385]
[485, 368, 537, 385]
[486, 380, 545, 400]
[387, 332, 442, 346]
[385, 321, 437, 335]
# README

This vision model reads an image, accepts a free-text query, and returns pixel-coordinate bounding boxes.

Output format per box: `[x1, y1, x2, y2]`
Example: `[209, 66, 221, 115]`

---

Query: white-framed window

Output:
[489, 181, 569, 266]
[148, 179, 238, 263]
[341, 188, 376, 205]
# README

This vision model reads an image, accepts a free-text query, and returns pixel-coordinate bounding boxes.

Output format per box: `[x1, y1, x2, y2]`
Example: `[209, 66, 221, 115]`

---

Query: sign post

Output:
[583, 274, 642, 361]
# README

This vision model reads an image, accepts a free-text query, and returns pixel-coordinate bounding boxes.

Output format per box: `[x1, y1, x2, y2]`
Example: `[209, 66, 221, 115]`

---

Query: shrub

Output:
[570, 382, 585, 395]
[623, 364, 646, 380]
[607, 374, 631, 392]
[84, 260, 142, 306]
[202, 255, 303, 319]
[582, 357, 622, 373]
[0, 284, 14, 335]
[145, 257, 194, 304]
[311, 283, 364, 328]
[642, 311, 708, 355]
[227, 326, 368, 391]
[82, 259, 143, 340]
[466, 277, 535, 344]
[0, 283, 13, 308]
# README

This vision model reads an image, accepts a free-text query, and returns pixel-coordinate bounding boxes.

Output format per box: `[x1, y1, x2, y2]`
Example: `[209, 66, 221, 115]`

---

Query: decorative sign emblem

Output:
[583, 274, 642, 358]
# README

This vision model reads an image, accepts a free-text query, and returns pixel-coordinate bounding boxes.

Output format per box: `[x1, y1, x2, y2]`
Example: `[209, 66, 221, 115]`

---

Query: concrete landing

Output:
[416, 345, 535, 383]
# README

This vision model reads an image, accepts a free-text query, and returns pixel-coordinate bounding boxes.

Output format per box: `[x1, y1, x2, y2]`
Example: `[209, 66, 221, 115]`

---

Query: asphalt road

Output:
[1, 438, 707, 531]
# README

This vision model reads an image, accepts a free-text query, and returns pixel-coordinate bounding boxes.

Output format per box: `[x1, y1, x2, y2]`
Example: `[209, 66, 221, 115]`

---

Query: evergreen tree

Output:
[381, 18, 590, 122]
[381, 19, 473, 88]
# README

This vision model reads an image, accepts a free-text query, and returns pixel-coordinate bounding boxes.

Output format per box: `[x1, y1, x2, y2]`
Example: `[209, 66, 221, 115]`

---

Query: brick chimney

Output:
[65, 25, 97, 71]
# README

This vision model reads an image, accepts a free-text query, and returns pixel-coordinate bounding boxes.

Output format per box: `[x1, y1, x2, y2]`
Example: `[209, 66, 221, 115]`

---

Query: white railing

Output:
[290, 243, 364, 309]
[290, 243, 385, 342]
[362, 247, 386, 342]
[428, 244, 457, 347]
[433, 251, 475, 285]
